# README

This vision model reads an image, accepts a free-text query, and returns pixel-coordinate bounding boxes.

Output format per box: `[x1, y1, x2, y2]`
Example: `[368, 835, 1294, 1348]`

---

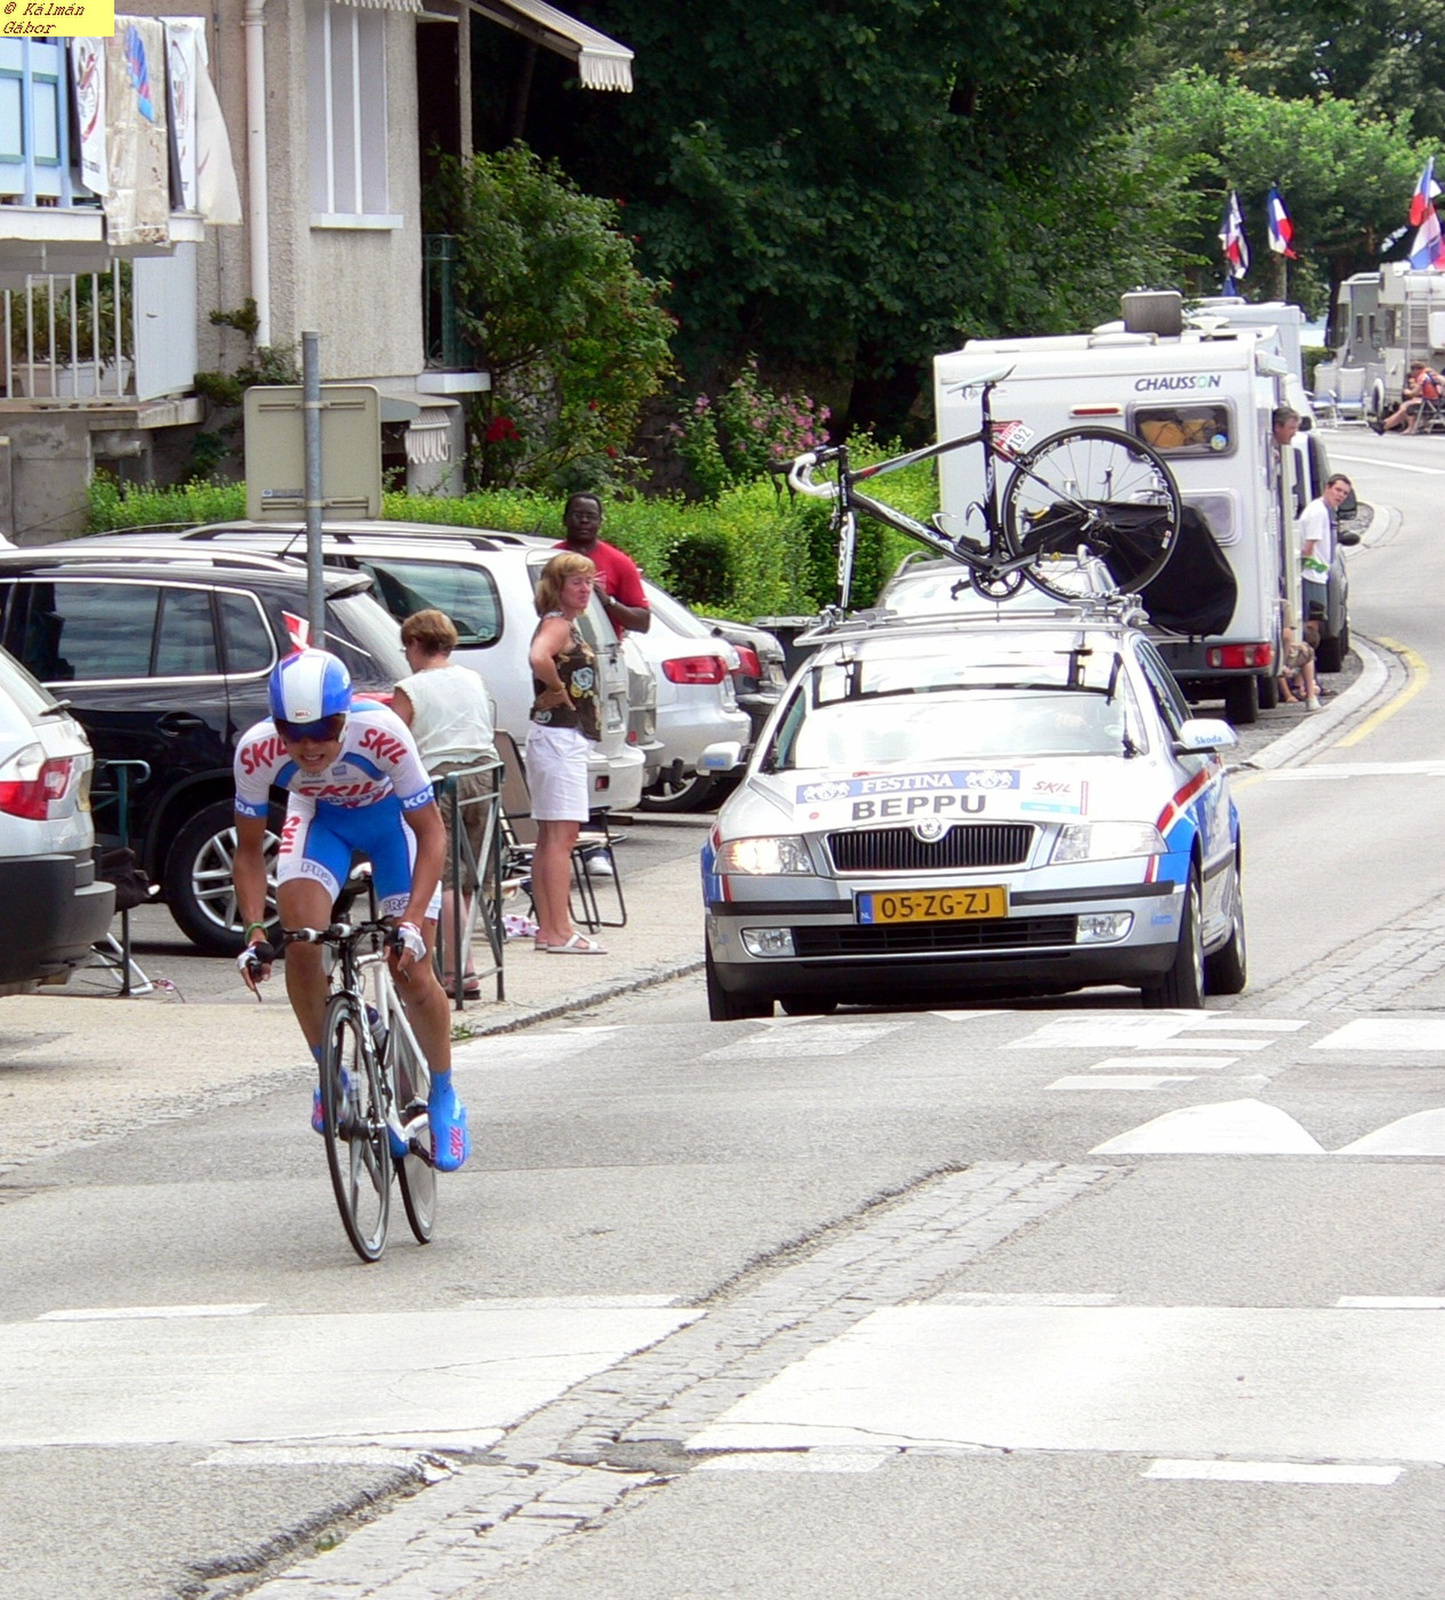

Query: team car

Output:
[701, 609, 1246, 1018]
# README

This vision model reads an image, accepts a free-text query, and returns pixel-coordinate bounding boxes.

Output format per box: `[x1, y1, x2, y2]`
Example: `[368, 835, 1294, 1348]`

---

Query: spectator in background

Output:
[1300, 474, 1351, 635]
[1277, 609, 1321, 712]
[556, 492, 651, 636]
[1272, 405, 1300, 451]
[1375, 362, 1442, 433]
[528, 553, 606, 955]
[393, 610, 498, 1001]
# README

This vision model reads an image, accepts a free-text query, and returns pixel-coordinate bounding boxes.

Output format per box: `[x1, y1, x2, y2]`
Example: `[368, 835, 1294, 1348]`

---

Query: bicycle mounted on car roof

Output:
[776, 368, 1183, 620]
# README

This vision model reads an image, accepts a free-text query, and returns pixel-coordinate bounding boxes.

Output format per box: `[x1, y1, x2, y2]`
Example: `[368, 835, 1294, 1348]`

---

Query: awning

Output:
[334, 0, 426, 11]
[469, 0, 633, 91]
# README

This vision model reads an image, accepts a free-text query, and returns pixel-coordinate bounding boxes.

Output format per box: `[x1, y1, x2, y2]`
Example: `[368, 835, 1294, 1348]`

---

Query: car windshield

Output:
[763, 635, 1146, 769]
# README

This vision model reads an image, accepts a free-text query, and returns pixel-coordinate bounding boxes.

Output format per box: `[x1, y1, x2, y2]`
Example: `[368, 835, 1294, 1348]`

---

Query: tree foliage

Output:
[516, 0, 1189, 435]
[1139, 67, 1431, 307]
[425, 147, 675, 490]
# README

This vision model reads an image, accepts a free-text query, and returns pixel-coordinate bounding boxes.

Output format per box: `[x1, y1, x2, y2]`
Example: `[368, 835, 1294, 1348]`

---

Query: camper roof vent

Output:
[1122, 290, 1184, 337]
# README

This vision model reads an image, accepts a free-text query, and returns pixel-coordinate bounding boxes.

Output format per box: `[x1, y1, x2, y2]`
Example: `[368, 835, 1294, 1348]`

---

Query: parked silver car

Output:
[0, 646, 113, 990]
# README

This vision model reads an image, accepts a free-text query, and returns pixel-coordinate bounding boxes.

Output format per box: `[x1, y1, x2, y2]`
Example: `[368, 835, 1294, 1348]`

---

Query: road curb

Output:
[1241, 633, 1393, 772]
[456, 956, 705, 1038]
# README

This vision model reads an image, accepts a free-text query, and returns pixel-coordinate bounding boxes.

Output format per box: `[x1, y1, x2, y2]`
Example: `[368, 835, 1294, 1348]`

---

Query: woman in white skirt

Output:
[527, 552, 606, 954]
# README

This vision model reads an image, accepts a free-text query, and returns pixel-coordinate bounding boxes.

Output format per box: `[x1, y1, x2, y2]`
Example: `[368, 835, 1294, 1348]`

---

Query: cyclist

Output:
[231, 648, 470, 1171]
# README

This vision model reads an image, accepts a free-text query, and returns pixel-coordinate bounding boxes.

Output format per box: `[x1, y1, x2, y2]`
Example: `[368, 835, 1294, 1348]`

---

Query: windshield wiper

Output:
[38, 699, 73, 717]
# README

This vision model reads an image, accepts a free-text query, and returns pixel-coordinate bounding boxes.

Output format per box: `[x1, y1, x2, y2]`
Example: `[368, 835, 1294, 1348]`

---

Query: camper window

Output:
[1132, 403, 1234, 457]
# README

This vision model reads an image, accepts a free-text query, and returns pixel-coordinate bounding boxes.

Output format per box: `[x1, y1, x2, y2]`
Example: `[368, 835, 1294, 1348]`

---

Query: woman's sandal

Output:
[543, 933, 606, 955]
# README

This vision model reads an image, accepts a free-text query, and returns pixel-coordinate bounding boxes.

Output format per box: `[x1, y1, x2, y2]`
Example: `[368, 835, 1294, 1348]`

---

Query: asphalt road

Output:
[7, 429, 1445, 1600]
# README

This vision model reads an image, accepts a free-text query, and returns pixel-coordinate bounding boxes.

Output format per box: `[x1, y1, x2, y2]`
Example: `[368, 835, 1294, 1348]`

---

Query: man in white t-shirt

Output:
[1299, 474, 1351, 635]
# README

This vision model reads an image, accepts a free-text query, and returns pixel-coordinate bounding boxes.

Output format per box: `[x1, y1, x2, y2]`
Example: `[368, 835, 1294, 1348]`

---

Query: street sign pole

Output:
[302, 331, 325, 646]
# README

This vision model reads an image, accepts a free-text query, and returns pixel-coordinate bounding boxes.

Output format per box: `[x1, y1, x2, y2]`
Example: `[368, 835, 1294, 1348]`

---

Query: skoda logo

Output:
[912, 817, 951, 843]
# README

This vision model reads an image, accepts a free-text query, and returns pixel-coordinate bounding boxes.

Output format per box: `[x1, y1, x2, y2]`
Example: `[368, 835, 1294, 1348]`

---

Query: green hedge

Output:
[85, 451, 942, 620]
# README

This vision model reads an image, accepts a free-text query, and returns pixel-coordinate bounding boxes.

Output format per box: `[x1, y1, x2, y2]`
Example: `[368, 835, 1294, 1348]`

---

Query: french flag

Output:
[1410, 158, 1440, 227]
[1266, 188, 1297, 258]
[1409, 203, 1445, 270]
[1218, 191, 1250, 287]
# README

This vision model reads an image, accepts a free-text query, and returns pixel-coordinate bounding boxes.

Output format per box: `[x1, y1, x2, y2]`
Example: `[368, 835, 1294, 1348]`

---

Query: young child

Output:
[1277, 622, 1321, 711]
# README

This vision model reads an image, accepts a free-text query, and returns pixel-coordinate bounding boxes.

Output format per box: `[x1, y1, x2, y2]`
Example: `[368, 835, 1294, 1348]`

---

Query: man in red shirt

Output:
[556, 493, 651, 634]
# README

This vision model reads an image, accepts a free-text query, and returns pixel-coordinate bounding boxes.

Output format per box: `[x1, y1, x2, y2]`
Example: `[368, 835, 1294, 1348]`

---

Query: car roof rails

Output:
[0, 546, 374, 594]
[164, 521, 544, 553]
[795, 592, 1146, 647]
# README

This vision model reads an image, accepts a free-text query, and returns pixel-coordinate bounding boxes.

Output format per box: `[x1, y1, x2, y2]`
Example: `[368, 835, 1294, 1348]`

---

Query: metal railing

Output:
[3, 266, 135, 400]
[432, 758, 506, 1010]
[422, 233, 464, 370]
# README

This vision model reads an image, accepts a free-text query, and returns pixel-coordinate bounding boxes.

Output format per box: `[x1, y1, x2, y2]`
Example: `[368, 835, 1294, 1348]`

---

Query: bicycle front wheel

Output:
[1001, 426, 1181, 602]
[390, 1026, 437, 1245]
[320, 992, 391, 1263]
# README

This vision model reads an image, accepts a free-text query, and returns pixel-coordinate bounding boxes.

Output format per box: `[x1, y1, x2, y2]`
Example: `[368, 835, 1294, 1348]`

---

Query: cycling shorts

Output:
[277, 794, 441, 920]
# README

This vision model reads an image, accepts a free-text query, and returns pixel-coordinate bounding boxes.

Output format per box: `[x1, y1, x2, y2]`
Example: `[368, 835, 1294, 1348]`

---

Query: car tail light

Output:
[731, 645, 762, 679]
[0, 748, 77, 819]
[663, 655, 727, 685]
[1206, 643, 1274, 670]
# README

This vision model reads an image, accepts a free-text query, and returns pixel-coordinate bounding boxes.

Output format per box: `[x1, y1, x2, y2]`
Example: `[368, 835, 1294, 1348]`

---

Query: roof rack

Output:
[794, 591, 1146, 646]
[159, 521, 547, 553]
[0, 545, 372, 590]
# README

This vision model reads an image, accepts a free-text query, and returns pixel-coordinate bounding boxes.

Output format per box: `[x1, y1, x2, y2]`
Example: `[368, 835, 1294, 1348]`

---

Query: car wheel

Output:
[1143, 869, 1205, 1009]
[1204, 858, 1248, 996]
[778, 995, 838, 1016]
[163, 798, 283, 955]
[639, 770, 719, 813]
[1223, 675, 1258, 727]
[1314, 627, 1345, 675]
[705, 943, 773, 1021]
[1256, 671, 1279, 711]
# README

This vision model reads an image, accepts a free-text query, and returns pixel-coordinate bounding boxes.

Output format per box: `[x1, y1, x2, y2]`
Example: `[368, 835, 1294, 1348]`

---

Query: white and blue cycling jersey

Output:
[233, 701, 440, 916]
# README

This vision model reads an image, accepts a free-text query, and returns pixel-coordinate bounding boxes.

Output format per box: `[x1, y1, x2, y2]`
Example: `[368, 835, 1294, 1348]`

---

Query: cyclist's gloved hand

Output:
[394, 921, 426, 968]
[237, 940, 275, 990]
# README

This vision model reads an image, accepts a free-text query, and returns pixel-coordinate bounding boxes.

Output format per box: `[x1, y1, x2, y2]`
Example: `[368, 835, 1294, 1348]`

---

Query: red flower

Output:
[605, 446, 618, 458]
[484, 415, 519, 443]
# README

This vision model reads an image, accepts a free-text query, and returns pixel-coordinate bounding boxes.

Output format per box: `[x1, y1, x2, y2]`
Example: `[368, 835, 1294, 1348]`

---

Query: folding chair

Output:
[495, 730, 627, 931]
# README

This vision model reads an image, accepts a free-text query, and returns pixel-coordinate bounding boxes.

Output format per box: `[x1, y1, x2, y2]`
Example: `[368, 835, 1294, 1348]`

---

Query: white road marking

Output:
[929, 1010, 1012, 1021]
[1314, 1018, 1445, 1051]
[459, 1295, 686, 1311]
[688, 1304, 1445, 1462]
[200, 1445, 457, 1478]
[1008, 1016, 1195, 1049]
[1091, 1099, 1325, 1155]
[39, 1303, 264, 1322]
[453, 1030, 618, 1068]
[1089, 1055, 1237, 1072]
[704, 1023, 901, 1060]
[1337, 1297, 1445, 1309]
[1335, 1110, 1445, 1155]
[1263, 760, 1445, 779]
[0, 1305, 693, 1449]
[1143, 1037, 1275, 1051]
[1144, 1460, 1403, 1485]
[697, 1450, 893, 1473]
[1328, 451, 1445, 476]
[1178, 1019, 1306, 1032]
[934, 1293, 1119, 1307]
[1047, 1075, 1196, 1091]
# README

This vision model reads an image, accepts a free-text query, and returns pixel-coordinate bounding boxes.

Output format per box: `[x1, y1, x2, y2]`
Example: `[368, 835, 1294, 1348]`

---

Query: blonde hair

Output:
[535, 552, 596, 616]
[399, 608, 459, 654]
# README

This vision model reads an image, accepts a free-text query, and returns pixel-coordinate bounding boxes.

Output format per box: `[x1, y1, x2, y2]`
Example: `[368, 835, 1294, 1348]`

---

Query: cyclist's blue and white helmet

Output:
[268, 648, 352, 732]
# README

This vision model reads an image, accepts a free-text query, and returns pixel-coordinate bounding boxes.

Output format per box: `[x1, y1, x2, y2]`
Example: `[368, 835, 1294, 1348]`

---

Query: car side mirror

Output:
[1173, 717, 1237, 755]
[700, 741, 743, 773]
[1337, 528, 1362, 547]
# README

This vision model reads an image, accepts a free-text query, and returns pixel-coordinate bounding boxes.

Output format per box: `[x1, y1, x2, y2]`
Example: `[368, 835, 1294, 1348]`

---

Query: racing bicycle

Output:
[268, 920, 438, 1262]
[781, 367, 1182, 609]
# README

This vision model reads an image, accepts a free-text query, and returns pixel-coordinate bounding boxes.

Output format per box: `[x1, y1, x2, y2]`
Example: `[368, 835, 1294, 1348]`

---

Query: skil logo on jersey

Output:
[360, 726, 408, 765]
[238, 735, 286, 776]
[1134, 374, 1224, 392]
[795, 769, 1019, 805]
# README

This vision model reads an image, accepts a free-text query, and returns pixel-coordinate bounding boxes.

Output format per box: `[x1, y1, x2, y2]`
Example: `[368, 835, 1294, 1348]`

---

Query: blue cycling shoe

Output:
[428, 1075, 470, 1172]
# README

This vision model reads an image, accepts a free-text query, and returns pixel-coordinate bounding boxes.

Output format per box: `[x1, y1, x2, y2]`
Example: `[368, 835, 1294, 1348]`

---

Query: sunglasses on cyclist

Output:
[276, 712, 347, 744]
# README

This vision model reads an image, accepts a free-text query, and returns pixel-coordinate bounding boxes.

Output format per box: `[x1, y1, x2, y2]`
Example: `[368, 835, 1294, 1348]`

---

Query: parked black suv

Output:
[0, 550, 406, 953]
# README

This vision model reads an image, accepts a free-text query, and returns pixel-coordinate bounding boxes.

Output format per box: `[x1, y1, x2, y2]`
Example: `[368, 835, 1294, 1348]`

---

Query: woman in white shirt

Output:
[394, 609, 498, 999]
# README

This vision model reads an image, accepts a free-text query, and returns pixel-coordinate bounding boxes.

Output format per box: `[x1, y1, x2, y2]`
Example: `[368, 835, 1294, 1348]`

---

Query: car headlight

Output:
[1050, 822, 1167, 864]
[715, 836, 816, 876]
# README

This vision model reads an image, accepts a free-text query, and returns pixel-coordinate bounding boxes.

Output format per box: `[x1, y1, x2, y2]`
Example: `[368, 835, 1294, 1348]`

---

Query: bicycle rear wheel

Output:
[1001, 426, 1181, 601]
[320, 992, 391, 1263]
[390, 1025, 437, 1244]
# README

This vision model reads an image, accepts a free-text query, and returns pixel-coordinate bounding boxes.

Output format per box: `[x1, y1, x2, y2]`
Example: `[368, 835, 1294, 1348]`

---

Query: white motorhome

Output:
[1329, 265, 1445, 417]
[934, 299, 1298, 724]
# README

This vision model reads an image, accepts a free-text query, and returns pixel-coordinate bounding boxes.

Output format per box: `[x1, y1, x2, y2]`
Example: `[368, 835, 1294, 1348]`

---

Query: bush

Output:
[82, 437, 938, 618]
[674, 359, 831, 497]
